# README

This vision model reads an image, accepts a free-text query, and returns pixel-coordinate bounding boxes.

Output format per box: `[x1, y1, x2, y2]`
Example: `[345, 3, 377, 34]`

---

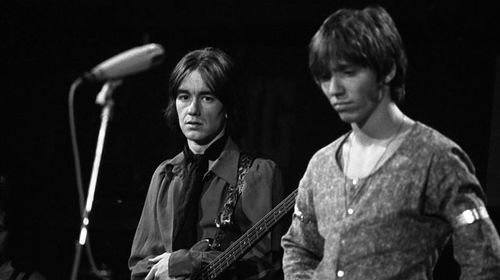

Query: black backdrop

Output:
[1, 1, 499, 279]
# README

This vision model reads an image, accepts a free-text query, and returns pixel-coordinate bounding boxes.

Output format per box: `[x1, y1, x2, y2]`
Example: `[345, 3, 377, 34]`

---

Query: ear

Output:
[384, 63, 396, 84]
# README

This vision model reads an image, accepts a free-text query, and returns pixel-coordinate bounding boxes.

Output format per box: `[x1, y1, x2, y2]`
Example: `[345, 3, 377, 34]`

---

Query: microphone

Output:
[83, 43, 165, 81]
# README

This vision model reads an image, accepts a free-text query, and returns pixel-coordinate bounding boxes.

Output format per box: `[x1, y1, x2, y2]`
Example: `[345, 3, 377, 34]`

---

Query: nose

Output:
[321, 76, 344, 97]
[187, 98, 200, 115]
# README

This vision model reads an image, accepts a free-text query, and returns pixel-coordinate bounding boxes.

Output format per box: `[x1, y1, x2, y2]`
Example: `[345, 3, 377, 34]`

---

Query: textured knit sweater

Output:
[282, 122, 500, 279]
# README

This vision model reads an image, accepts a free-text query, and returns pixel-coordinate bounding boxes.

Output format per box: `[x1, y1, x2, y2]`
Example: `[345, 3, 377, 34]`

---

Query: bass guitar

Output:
[192, 188, 298, 280]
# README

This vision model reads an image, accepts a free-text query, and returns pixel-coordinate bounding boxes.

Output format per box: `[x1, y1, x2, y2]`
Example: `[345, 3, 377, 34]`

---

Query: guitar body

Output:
[191, 238, 214, 252]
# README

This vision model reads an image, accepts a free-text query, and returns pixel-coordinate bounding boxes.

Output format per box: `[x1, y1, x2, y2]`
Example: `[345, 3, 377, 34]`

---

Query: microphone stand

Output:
[70, 80, 123, 280]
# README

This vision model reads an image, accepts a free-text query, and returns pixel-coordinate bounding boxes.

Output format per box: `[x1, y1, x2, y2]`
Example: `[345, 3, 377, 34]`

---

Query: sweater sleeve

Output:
[426, 147, 500, 279]
[281, 158, 324, 280]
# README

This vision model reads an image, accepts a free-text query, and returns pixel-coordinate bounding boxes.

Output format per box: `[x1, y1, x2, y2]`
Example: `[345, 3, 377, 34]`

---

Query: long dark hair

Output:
[164, 47, 240, 135]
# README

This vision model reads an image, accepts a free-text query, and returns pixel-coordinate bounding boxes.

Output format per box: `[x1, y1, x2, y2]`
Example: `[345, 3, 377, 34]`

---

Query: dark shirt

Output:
[130, 138, 285, 279]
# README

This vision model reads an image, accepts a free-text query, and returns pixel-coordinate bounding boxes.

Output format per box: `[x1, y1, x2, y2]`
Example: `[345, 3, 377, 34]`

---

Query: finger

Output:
[145, 267, 155, 280]
[148, 255, 162, 263]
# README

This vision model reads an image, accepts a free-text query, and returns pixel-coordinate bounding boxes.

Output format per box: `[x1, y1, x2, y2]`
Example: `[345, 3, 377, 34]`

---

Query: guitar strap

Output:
[211, 153, 254, 250]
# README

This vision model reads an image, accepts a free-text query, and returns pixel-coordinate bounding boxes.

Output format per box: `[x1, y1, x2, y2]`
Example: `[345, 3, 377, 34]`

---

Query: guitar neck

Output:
[198, 188, 298, 280]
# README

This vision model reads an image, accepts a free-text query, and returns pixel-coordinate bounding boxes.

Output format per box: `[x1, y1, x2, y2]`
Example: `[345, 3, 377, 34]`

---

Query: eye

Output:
[343, 69, 354, 76]
[342, 66, 361, 77]
[316, 73, 331, 83]
[176, 93, 190, 101]
[201, 94, 217, 103]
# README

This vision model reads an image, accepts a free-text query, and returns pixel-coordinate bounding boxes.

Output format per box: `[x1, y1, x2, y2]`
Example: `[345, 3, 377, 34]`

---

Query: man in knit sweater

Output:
[281, 5, 500, 279]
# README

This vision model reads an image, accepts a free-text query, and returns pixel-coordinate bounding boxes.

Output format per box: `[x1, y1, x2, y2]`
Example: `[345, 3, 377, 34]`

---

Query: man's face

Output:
[318, 63, 381, 125]
[176, 70, 226, 145]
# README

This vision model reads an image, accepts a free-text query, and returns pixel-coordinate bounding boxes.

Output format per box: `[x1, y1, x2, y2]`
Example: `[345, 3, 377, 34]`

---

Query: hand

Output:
[145, 252, 175, 280]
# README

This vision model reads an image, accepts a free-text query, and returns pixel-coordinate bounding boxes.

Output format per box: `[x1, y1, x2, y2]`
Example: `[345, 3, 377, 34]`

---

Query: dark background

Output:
[1, 0, 500, 279]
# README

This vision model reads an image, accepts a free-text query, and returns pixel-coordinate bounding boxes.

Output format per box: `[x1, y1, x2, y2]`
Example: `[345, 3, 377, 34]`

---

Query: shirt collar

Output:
[165, 137, 240, 187]
[209, 138, 240, 187]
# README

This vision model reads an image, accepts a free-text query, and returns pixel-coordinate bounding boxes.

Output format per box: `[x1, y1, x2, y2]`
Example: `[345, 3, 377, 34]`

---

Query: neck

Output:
[351, 97, 405, 145]
[187, 129, 226, 155]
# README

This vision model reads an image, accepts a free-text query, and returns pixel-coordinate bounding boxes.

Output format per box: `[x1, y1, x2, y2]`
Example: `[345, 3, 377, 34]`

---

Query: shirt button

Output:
[347, 208, 354, 215]
[337, 270, 345, 277]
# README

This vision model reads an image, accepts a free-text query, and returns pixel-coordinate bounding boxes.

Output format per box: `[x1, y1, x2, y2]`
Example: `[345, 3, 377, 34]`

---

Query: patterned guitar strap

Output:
[211, 153, 254, 250]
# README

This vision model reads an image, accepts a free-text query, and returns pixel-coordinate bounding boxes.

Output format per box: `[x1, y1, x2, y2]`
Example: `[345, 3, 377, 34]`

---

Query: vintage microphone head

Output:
[83, 43, 165, 81]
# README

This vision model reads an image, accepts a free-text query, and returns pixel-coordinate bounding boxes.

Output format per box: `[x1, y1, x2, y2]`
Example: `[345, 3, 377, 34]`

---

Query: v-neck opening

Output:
[337, 121, 419, 182]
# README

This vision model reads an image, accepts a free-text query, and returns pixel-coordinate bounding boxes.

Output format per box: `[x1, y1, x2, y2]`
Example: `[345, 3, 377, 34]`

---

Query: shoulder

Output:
[413, 123, 484, 202]
[153, 152, 183, 175]
[243, 156, 282, 189]
[147, 152, 184, 190]
[411, 122, 475, 174]
[248, 157, 279, 173]
[152, 159, 170, 176]
[293, 134, 346, 191]
[307, 133, 347, 169]
[412, 122, 460, 151]
[241, 154, 282, 187]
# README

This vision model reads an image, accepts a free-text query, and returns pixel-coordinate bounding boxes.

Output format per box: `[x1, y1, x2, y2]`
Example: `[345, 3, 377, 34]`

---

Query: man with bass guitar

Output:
[129, 47, 286, 280]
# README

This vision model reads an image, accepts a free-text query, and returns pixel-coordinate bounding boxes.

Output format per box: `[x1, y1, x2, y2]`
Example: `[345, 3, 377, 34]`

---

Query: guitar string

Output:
[205, 195, 296, 276]
[202, 189, 298, 277]
[211, 192, 295, 261]
[204, 200, 293, 277]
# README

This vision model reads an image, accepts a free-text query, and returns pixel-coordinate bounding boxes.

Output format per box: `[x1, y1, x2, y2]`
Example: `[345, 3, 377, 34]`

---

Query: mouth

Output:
[332, 102, 352, 111]
[185, 120, 203, 126]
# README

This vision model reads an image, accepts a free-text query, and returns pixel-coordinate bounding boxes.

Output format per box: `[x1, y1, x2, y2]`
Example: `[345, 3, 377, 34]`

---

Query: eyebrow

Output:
[330, 61, 355, 71]
[176, 89, 214, 95]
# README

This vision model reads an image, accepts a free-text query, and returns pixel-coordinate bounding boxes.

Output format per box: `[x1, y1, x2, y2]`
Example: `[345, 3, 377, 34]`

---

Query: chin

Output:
[337, 110, 366, 125]
[337, 113, 356, 124]
[183, 130, 201, 139]
[185, 133, 205, 142]
[186, 133, 215, 145]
